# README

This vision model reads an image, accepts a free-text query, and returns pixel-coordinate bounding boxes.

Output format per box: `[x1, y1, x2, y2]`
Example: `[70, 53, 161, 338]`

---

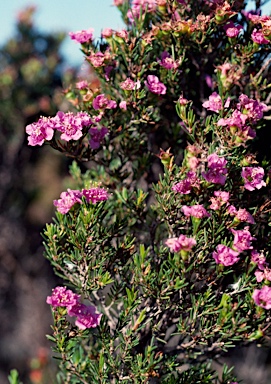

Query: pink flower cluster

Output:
[202, 153, 228, 185]
[252, 250, 271, 309]
[69, 28, 94, 44]
[217, 94, 267, 143]
[53, 187, 109, 214]
[145, 75, 167, 95]
[213, 227, 256, 266]
[47, 286, 102, 330]
[26, 111, 92, 146]
[165, 234, 196, 253]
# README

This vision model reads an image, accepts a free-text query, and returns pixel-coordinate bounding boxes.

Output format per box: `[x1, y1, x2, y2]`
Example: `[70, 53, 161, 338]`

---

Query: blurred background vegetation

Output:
[0, 6, 77, 383]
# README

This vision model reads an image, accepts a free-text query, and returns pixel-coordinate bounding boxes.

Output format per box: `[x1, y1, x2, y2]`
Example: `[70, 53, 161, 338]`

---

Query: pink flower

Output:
[53, 111, 92, 141]
[88, 52, 106, 67]
[251, 29, 269, 44]
[101, 28, 113, 38]
[181, 204, 210, 218]
[237, 94, 267, 122]
[202, 92, 222, 113]
[76, 80, 88, 89]
[67, 302, 102, 330]
[120, 78, 140, 91]
[119, 101, 127, 110]
[234, 208, 255, 224]
[69, 28, 94, 44]
[165, 234, 196, 253]
[127, 0, 158, 21]
[224, 21, 242, 37]
[158, 52, 179, 70]
[241, 167, 266, 191]
[92, 94, 117, 110]
[145, 75, 167, 95]
[202, 153, 228, 185]
[82, 187, 109, 204]
[46, 286, 80, 309]
[213, 245, 240, 266]
[210, 190, 230, 210]
[231, 227, 256, 252]
[253, 285, 271, 309]
[53, 189, 82, 214]
[255, 268, 271, 282]
[172, 171, 200, 194]
[251, 250, 267, 270]
[26, 116, 55, 146]
[89, 126, 108, 149]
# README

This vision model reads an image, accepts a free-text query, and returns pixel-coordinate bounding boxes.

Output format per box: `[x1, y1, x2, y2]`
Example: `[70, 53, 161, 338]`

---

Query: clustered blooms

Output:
[216, 94, 267, 143]
[53, 187, 109, 214]
[172, 171, 200, 194]
[25, 111, 110, 149]
[120, 77, 140, 91]
[47, 286, 102, 329]
[25, 111, 92, 146]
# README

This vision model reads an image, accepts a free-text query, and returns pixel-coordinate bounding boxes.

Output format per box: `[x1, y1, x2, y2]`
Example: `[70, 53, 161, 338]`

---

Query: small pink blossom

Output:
[255, 267, 271, 283]
[181, 204, 210, 219]
[251, 250, 267, 270]
[158, 52, 179, 70]
[237, 94, 267, 122]
[202, 153, 228, 185]
[210, 190, 230, 210]
[119, 101, 127, 110]
[120, 78, 140, 91]
[46, 286, 80, 309]
[213, 244, 240, 266]
[253, 285, 271, 309]
[26, 116, 55, 146]
[145, 75, 167, 95]
[76, 80, 88, 89]
[165, 234, 196, 253]
[251, 28, 269, 44]
[224, 21, 242, 37]
[241, 167, 266, 191]
[172, 171, 200, 194]
[93, 94, 117, 110]
[88, 52, 106, 67]
[82, 187, 109, 204]
[68, 302, 102, 330]
[53, 189, 82, 214]
[89, 126, 108, 149]
[69, 28, 94, 44]
[202, 92, 222, 113]
[231, 227, 256, 252]
[102, 28, 113, 38]
[234, 208, 255, 224]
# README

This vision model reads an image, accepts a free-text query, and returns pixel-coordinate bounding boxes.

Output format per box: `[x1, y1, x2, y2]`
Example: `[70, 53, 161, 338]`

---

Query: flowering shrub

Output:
[21, 0, 271, 383]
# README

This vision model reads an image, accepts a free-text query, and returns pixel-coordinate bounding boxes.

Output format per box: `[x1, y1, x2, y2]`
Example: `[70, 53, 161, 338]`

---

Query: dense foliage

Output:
[13, 0, 271, 383]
